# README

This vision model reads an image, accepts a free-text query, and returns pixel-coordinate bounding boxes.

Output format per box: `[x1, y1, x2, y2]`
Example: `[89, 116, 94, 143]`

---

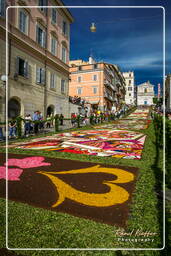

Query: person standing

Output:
[32, 111, 39, 134]
[0, 118, 4, 141]
[59, 114, 64, 126]
[9, 118, 17, 138]
[24, 114, 32, 137]
[46, 115, 51, 128]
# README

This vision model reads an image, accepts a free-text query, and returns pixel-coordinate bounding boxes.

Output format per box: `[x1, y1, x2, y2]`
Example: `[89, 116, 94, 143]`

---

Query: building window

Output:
[78, 76, 81, 82]
[93, 87, 97, 94]
[38, 0, 47, 15]
[77, 87, 82, 95]
[51, 8, 57, 24]
[78, 66, 82, 71]
[129, 80, 131, 84]
[62, 46, 67, 63]
[94, 64, 98, 69]
[129, 93, 132, 97]
[50, 73, 56, 89]
[51, 36, 57, 56]
[19, 10, 28, 34]
[144, 88, 147, 93]
[93, 74, 97, 81]
[0, 0, 5, 17]
[61, 79, 65, 93]
[128, 87, 132, 91]
[36, 67, 45, 84]
[62, 20, 68, 36]
[129, 73, 131, 77]
[36, 24, 46, 48]
[16, 57, 28, 78]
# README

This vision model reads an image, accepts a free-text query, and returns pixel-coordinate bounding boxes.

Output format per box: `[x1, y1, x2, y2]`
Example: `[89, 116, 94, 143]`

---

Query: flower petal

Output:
[0, 166, 23, 181]
[6, 157, 51, 169]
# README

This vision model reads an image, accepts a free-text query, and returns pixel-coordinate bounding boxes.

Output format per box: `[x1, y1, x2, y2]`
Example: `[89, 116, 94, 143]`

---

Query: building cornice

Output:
[55, 0, 74, 23]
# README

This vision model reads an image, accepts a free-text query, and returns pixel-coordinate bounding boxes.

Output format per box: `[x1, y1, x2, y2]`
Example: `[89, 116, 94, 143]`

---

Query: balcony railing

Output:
[104, 92, 114, 101]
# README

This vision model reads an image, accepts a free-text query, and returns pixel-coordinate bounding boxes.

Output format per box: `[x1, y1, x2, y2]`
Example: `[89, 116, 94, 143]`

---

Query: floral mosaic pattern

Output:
[6, 109, 150, 159]
[0, 156, 50, 181]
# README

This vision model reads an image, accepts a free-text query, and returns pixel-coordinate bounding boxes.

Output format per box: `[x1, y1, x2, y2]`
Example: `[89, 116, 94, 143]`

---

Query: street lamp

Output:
[0, 75, 7, 87]
[90, 22, 96, 32]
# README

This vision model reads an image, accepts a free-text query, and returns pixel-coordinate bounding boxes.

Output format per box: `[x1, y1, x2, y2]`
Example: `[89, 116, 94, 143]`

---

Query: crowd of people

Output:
[0, 105, 130, 140]
[0, 111, 65, 140]
[69, 96, 86, 106]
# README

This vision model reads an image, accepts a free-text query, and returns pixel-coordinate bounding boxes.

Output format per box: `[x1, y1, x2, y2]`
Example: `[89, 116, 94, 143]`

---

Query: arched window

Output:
[8, 98, 21, 118]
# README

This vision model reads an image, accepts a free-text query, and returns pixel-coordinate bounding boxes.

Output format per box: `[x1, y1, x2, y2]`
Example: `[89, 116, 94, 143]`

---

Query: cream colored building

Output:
[0, 0, 73, 122]
[137, 81, 155, 106]
[122, 71, 135, 105]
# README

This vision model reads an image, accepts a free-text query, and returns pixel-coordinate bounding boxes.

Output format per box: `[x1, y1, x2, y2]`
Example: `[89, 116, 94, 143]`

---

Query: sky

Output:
[62, 0, 171, 94]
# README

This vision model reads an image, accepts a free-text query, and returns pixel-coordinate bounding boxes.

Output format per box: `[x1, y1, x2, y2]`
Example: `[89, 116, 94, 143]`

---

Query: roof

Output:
[137, 81, 154, 87]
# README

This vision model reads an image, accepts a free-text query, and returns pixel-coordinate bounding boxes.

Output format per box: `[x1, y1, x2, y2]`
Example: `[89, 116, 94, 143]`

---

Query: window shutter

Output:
[19, 11, 22, 31]
[15, 57, 20, 74]
[28, 64, 31, 80]
[36, 25, 39, 43]
[36, 67, 40, 83]
[24, 61, 28, 78]
[43, 30, 46, 48]
[42, 69, 45, 85]
[50, 73, 52, 88]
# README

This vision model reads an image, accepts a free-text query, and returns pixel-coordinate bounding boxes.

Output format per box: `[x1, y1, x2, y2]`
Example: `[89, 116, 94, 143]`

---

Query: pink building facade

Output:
[0, 0, 73, 121]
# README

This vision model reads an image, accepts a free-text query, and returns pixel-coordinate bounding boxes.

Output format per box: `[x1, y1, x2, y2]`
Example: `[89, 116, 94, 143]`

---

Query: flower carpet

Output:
[7, 130, 146, 159]
[0, 153, 138, 227]
[93, 119, 150, 130]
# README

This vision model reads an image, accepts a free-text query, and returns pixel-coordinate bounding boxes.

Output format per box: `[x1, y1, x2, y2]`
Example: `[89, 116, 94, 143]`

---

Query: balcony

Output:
[104, 80, 117, 91]
[104, 92, 114, 101]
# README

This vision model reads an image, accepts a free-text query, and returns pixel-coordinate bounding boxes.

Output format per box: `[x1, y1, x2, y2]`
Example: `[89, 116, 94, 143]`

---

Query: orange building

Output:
[69, 57, 126, 112]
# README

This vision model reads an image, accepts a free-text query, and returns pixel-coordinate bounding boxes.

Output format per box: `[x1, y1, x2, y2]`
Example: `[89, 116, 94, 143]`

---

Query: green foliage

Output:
[16, 116, 22, 138]
[54, 114, 59, 132]
[166, 120, 171, 189]
[0, 108, 164, 254]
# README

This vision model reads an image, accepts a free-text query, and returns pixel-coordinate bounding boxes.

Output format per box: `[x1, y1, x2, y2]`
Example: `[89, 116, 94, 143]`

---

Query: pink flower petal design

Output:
[5, 157, 51, 169]
[0, 166, 23, 181]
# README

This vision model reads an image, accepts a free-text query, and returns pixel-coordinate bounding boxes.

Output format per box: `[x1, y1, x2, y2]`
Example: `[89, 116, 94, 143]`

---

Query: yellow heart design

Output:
[38, 165, 135, 208]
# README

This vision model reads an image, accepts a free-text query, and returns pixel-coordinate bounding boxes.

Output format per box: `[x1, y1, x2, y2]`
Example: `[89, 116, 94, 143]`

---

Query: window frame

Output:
[36, 23, 46, 48]
[16, 56, 29, 78]
[19, 9, 29, 35]
[36, 66, 45, 85]
[61, 45, 67, 63]
[61, 79, 65, 94]
[51, 36, 57, 56]
[78, 76, 82, 83]
[93, 74, 97, 81]
[62, 20, 68, 36]
[128, 87, 132, 91]
[51, 8, 57, 24]
[50, 73, 56, 89]
[77, 87, 82, 95]
[93, 87, 97, 94]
